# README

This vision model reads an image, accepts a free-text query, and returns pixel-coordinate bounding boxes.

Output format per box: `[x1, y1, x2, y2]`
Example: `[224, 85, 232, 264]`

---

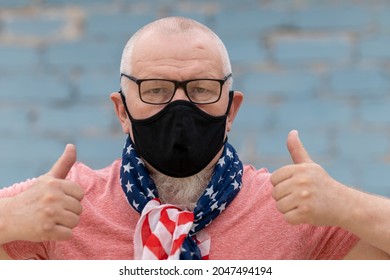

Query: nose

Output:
[171, 86, 190, 102]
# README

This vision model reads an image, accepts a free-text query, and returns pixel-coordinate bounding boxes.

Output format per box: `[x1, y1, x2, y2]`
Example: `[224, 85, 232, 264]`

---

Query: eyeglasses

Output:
[120, 73, 232, 105]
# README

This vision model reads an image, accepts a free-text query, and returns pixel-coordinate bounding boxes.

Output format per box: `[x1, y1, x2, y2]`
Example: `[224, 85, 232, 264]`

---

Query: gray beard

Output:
[150, 167, 213, 211]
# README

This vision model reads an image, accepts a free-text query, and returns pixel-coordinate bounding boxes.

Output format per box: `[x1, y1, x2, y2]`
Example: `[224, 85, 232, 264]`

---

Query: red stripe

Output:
[178, 211, 194, 225]
[141, 211, 168, 259]
[145, 233, 168, 259]
[159, 207, 176, 235]
[170, 234, 187, 255]
[141, 214, 152, 245]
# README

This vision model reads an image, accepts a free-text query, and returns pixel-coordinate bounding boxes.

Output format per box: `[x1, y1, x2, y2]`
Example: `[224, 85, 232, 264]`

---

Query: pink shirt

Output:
[1, 160, 358, 259]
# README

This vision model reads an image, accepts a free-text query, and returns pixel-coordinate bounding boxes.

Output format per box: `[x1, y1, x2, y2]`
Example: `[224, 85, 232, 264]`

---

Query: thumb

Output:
[287, 130, 313, 164]
[48, 144, 77, 179]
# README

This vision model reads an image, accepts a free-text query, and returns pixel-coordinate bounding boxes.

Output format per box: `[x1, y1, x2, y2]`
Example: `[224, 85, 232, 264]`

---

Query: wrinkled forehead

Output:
[123, 28, 225, 77]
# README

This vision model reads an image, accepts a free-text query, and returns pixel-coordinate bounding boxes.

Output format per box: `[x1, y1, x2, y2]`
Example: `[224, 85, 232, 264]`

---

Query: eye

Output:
[141, 80, 172, 95]
[146, 87, 168, 94]
[193, 87, 209, 94]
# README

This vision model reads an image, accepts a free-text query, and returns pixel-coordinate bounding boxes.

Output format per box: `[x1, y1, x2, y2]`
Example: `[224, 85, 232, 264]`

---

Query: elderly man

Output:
[0, 16, 389, 260]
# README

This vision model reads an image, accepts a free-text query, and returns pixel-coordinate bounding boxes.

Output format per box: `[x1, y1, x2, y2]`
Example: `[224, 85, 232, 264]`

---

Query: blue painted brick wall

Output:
[1, 0, 390, 197]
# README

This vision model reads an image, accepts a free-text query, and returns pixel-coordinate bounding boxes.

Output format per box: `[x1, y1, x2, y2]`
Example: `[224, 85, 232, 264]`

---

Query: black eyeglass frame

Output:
[120, 73, 232, 105]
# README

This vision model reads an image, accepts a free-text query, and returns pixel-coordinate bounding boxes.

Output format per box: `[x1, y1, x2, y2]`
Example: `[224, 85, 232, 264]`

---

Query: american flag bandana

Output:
[120, 136, 243, 260]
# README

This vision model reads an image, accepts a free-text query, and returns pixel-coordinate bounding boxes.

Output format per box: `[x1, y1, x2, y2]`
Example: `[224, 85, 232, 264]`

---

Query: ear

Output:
[226, 91, 243, 132]
[110, 92, 131, 134]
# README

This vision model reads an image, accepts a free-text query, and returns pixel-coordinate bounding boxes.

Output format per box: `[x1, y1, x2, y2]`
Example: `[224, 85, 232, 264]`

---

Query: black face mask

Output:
[120, 91, 234, 178]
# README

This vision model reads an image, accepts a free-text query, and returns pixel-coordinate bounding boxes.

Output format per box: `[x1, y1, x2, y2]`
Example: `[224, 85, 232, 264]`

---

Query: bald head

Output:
[119, 17, 231, 77]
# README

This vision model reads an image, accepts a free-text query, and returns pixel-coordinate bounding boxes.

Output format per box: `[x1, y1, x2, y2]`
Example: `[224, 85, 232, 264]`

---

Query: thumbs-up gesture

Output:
[5, 144, 84, 243]
[270, 130, 346, 227]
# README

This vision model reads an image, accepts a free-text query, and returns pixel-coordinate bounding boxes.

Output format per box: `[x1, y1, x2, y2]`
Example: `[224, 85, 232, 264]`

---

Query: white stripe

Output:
[196, 231, 211, 258]
[140, 246, 158, 260]
[154, 220, 172, 255]
[134, 200, 210, 260]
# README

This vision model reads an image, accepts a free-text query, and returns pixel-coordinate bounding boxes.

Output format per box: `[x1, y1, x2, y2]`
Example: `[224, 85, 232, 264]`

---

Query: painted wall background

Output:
[1, 0, 390, 197]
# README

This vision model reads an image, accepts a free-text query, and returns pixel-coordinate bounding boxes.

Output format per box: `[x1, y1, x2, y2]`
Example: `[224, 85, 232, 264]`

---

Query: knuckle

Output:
[42, 221, 55, 232]
[43, 206, 56, 217]
[300, 204, 311, 215]
[300, 190, 310, 199]
[42, 193, 60, 204]
[296, 175, 310, 187]
[45, 177, 59, 188]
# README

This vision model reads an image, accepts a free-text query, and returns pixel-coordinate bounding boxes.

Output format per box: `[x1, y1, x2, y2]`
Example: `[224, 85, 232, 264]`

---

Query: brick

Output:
[378, 9, 390, 29]
[0, 0, 32, 8]
[35, 103, 113, 134]
[330, 69, 389, 93]
[86, 13, 155, 40]
[224, 37, 266, 64]
[0, 106, 30, 134]
[213, 9, 290, 38]
[42, 0, 111, 6]
[0, 46, 38, 68]
[232, 101, 273, 129]
[337, 129, 388, 159]
[320, 158, 360, 192]
[0, 136, 64, 186]
[44, 40, 122, 70]
[74, 135, 124, 169]
[275, 99, 353, 129]
[290, 6, 371, 30]
[274, 35, 351, 65]
[360, 99, 390, 125]
[359, 163, 390, 197]
[241, 71, 320, 98]
[3, 16, 65, 38]
[257, 128, 330, 159]
[360, 37, 390, 60]
[0, 72, 70, 102]
[77, 70, 119, 100]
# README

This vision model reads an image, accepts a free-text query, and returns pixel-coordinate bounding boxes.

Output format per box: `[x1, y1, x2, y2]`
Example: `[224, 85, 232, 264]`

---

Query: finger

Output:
[281, 208, 305, 225]
[287, 130, 313, 164]
[274, 194, 298, 215]
[47, 225, 74, 241]
[270, 165, 295, 186]
[42, 211, 80, 241]
[48, 144, 77, 179]
[61, 181, 84, 201]
[272, 179, 294, 201]
[62, 195, 83, 215]
[56, 210, 81, 230]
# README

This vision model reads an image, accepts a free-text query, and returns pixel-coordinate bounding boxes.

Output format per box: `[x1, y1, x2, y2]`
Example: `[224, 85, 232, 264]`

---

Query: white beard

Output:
[150, 167, 213, 211]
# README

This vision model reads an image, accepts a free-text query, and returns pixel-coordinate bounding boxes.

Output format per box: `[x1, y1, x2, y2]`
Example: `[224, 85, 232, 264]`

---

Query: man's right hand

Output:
[2, 144, 84, 244]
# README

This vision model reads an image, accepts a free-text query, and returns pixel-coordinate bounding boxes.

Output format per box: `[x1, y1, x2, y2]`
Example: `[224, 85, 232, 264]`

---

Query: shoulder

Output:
[243, 165, 271, 186]
[66, 159, 121, 189]
[224, 164, 275, 214]
[241, 164, 273, 199]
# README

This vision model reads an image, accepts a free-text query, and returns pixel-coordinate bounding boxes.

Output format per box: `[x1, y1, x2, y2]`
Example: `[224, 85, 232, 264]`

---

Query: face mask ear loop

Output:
[119, 90, 134, 121]
[225, 90, 235, 116]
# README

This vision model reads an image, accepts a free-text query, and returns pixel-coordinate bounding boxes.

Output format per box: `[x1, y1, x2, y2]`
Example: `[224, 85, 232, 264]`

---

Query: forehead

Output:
[128, 29, 224, 79]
